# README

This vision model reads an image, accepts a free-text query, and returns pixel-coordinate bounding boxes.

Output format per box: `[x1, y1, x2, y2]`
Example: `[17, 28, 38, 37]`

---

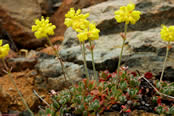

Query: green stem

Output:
[117, 23, 128, 73]
[2, 59, 34, 116]
[160, 42, 170, 83]
[46, 37, 67, 81]
[81, 42, 89, 79]
[89, 41, 97, 81]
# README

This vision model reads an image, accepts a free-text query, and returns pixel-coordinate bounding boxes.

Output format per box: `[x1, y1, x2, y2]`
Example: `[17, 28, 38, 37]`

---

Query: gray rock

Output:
[35, 58, 63, 77]
[35, 56, 84, 90]
[63, 28, 79, 49]
[82, 0, 174, 34]
[61, 32, 133, 72]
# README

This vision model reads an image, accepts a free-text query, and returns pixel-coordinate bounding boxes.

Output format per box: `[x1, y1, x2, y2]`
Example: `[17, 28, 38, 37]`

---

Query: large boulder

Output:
[0, 0, 46, 49]
[61, 0, 174, 81]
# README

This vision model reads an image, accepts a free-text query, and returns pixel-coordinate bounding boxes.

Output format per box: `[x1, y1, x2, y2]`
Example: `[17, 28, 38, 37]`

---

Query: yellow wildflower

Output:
[77, 23, 100, 42]
[77, 29, 88, 42]
[88, 23, 100, 41]
[32, 16, 56, 39]
[114, 4, 141, 24]
[64, 8, 89, 32]
[0, 40, 10, 59]
[160, 25, 174, 42]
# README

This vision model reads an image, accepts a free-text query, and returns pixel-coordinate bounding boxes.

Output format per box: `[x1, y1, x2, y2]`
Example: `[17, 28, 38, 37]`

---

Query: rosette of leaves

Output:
[169, 105, 174, 114]
[128, 74, 141, 88]
[154, 104, 170, 114]
[51, 79, 101, 115]
[126, 88, 139, 99]
[108, 86, 126, 104]
[161, 83, 174, 96]
[154, 104, 174, 115]
[155, 80, 174, 96]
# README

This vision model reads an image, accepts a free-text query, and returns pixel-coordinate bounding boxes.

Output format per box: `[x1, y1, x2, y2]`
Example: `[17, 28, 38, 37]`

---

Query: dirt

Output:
[0, 69, 51, 113]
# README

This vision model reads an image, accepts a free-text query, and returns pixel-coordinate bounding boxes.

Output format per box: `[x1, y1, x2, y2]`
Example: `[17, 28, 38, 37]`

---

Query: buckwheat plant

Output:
[114, 3, 141, 73]
[0, 40, 34, 116]
[65, 8, 90, 79]
[32, 16, 67, 81]
[160, 25, 174, 82]
[65, 8, 100, 81]
[78, 23, 100, 81]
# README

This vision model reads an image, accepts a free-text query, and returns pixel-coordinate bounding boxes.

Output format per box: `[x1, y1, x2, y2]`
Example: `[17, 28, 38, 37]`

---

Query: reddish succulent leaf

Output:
[121, 105, 131, 113]
[157, 97, 161, 104]
[121, 105, 126, 109]
[144, 72, 153, 79]
[125, 109, 131, 113]
[100, 100, 104, 105]
[83, 78, 87, 84]
[91, 90, 100, 96]
[131, 72, 137, 77]
[107, 74, 112, 79]
[99, 107, 106, 113]
[75, 84, 78, 88]
[106, 104, 112, 110]
[111, 72, 116, 78]
[138, 89, 142, 94]
[99, 79, 105, 82]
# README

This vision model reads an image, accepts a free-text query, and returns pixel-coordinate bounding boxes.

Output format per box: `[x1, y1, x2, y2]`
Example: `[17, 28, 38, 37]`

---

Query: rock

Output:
[82, 0, 174, 34]
[35, 58, 63, 77]
[50, 0, 108, 36]
[7, 57, 37, 72]
[35, 56, 84, 90]
[0, 0, 47, 49]
[37, 0, 54, 16]
[61, 31, 132, 72]
[0, 50, 37, 76]
[62, 0, 174, 81]
[124, 27, 174, 81]
[37, 0, 62, 16]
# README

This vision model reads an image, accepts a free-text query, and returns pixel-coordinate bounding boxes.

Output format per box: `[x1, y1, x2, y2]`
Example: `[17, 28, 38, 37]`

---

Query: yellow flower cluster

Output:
[160, 25, 174, 42]
[0, 40, 10, 59]
[32, 17, 56, 39]
[64, 8, 90, 32]
[77, 23, 100, 42]
[114, 4, 141, 24]
[65, 8, 100, 42]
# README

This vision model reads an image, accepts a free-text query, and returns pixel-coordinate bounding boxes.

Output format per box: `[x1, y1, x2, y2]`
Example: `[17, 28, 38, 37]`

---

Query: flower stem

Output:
[46, 37, 67, 81]
[117, 23, 128, 73]
[2, 59, 34, 116]
[160, 42, 170, 83]
[89, 41, 97, 81]
[80, 42, 89, 79]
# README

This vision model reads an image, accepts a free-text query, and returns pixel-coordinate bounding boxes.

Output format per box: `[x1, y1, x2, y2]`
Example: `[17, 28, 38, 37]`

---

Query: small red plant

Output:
[144, 72, 153, 79]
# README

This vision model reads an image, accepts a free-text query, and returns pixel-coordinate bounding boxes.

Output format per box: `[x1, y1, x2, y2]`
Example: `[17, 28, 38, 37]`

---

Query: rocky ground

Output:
[0, 0, 174, 115]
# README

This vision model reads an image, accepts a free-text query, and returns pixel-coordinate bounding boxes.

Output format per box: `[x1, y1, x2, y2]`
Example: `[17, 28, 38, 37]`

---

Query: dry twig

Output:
[139, 75, 174, 100]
